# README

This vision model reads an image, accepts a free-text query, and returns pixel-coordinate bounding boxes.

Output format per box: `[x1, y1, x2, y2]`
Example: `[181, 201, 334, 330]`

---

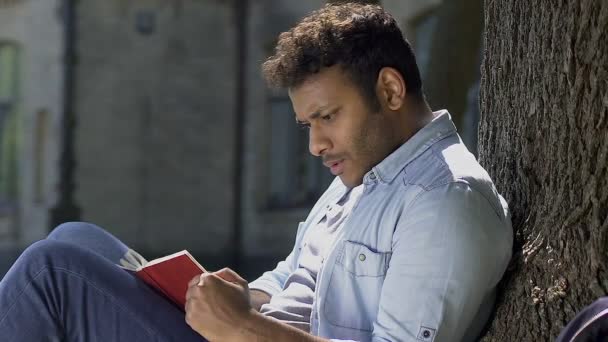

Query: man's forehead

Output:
[289, 88, 334, 121]
[288, 69, 348, 119]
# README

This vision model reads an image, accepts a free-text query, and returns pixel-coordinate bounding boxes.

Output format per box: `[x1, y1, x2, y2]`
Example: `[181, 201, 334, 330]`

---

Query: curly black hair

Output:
[262, 3, 423, 110]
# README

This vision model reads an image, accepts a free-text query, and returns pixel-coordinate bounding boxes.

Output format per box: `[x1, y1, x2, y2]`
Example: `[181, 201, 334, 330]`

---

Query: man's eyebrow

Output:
[295, 105, 338, 124]
[295, 110, 321, 124]
[308, 111, 322, 120]
[304, 105, 337, 122]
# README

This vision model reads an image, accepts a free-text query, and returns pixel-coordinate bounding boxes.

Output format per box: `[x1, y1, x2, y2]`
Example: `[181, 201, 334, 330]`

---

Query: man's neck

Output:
[396, 101, 434, 146]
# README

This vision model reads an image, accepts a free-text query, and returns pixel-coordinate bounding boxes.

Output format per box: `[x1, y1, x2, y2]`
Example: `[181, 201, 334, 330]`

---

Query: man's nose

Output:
[309, 127, 331, 157]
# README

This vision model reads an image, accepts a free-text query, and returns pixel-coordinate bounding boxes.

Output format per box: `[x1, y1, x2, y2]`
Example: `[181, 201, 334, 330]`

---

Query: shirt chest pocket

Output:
[337, 240, 391, 276]
[323, 240, 392, 331]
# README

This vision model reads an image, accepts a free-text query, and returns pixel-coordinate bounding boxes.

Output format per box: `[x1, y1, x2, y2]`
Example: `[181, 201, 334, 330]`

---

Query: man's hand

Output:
[186, 268, 327, 342]
[250, 290, 271, 312]
[185, 268, 254, 341]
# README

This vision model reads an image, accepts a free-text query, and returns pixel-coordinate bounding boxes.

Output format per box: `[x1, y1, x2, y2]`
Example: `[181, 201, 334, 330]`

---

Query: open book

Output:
[119, 249, 206, 310]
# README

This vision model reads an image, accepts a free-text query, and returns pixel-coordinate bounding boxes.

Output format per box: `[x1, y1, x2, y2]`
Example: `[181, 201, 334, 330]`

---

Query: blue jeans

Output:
[0, 222, 207, 341]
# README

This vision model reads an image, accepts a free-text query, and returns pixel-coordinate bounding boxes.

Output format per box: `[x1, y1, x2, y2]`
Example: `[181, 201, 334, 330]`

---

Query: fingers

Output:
[188, 270, 235, 288]
[201, 272, 228, 287]
[213, 268, 247, 286]
[188, 274, 202, 287]
[191, 273, 222, 289]
[186, 274, 205, 303]
[186, 282, 202, 301]
[186, 272, 244, 305]
[185, 274, 221, 305]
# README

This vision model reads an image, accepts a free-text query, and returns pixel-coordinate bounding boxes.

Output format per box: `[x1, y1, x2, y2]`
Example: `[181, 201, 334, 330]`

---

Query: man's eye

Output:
[298, 123, 311, 130]
[321, 113, 333, 121]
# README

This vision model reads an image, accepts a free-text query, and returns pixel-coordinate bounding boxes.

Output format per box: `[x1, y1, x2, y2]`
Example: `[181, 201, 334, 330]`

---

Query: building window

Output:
[266, 94, 333, 209]
[0, 43, 20, 208]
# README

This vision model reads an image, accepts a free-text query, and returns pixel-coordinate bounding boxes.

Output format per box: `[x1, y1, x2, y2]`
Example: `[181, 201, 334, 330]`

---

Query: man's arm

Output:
[371, 182, 512, 341]
[238, 310, 329, 342]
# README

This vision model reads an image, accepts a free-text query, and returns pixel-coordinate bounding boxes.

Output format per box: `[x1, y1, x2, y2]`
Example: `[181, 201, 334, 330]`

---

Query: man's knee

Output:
[48, 221, 104, 241]
[19, 239, 81, 265]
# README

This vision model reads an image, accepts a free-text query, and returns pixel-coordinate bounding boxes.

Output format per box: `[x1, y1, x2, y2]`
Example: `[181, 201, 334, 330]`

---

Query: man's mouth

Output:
[324, 159, 345, 175]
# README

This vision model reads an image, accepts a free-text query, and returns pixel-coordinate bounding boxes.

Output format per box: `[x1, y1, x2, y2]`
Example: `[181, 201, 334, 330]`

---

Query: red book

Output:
[119, 250, 206, 310]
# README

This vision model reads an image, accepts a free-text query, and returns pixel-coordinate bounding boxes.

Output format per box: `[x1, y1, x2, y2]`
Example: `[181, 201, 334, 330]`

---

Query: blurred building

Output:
[0, 0, 482, 279]
[0, 0, 67, 273]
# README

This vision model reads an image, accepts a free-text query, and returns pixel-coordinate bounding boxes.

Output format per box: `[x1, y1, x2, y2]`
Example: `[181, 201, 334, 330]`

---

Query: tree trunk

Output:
[478, 1, 608, 341]
[326, 0, 381, 5]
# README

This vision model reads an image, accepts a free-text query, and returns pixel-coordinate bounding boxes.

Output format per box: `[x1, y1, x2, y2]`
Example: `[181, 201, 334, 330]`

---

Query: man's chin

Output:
[338, 174, 364, 188]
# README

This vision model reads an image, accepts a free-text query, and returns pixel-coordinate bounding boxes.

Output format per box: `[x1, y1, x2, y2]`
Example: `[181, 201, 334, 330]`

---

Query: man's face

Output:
[289, 66, 396, 188]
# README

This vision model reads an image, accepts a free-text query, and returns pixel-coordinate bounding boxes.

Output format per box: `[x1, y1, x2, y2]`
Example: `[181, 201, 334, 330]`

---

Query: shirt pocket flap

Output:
[337, 240, 391, 277]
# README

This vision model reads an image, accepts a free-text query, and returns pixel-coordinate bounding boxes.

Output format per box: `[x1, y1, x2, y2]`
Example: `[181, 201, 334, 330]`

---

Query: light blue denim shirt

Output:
[249, 110, 513, 342]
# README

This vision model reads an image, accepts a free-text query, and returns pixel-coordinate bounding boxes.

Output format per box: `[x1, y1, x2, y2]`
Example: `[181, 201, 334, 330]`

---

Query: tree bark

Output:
[478, 1, 608, 341]
[326, 0, 381, 5]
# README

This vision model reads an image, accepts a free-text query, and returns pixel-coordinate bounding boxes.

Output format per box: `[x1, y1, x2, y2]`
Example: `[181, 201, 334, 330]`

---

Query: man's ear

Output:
[376, 67, 406, 111]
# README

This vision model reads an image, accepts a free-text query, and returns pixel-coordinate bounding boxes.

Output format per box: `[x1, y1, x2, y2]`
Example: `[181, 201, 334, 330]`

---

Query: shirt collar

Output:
[367, 110, 457, 184]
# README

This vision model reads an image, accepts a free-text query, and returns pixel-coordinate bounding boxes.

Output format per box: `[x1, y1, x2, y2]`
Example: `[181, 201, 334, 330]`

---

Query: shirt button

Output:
[369, 172, 376, 180]
[359, 253, 366, 261]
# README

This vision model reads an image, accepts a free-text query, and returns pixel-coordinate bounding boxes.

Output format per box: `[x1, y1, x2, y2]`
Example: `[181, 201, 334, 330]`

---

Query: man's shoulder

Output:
[403, 135, 496, 195]
[400, 136, 511, 236]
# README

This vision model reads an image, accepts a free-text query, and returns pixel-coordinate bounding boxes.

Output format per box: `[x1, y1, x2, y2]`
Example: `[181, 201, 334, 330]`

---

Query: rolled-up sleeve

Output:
[370, 181, 512, 342]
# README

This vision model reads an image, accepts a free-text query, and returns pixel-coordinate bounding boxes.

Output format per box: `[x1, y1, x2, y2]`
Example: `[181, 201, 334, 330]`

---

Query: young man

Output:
[0, 3, 512, 341]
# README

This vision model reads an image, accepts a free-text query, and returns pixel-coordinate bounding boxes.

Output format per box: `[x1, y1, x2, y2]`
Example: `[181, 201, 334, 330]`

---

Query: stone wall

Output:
[0, 0, 65, 247]
[74, 0, 237, 257]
